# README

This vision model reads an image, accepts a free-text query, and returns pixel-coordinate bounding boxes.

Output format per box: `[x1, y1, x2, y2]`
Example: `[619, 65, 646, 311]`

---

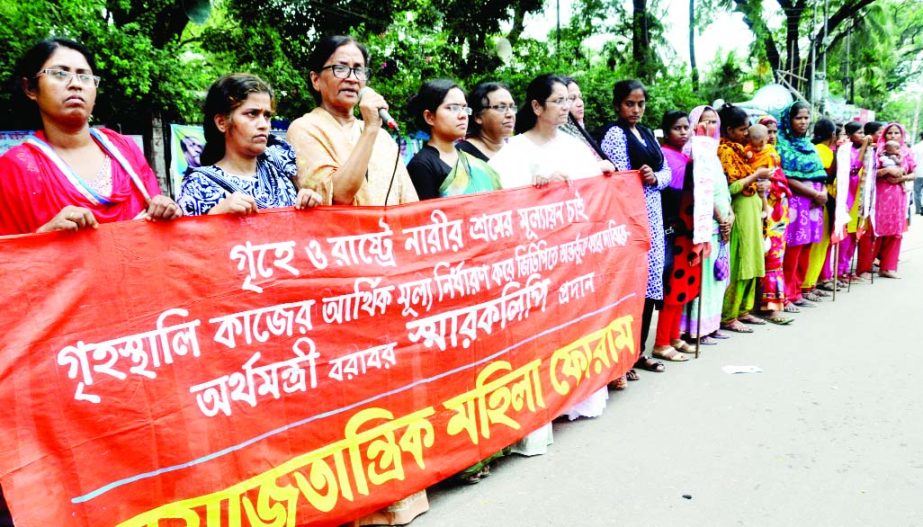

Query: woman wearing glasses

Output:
[559, 77, 609, 162]
[0, 39, 181, 235]
[488, 74, 613, 457]
[287, 35, 417, 206]
[406, 79, 501, 200]
[457, 81, 516, 161]
[488, 74, 612, 188]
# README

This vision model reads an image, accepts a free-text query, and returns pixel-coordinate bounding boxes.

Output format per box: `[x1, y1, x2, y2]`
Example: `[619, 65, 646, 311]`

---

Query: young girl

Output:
[747, 123, 793, 324]
[653, 110, 699, 358]
[406, 79, 502, 200]
[746, 124, 776, 221]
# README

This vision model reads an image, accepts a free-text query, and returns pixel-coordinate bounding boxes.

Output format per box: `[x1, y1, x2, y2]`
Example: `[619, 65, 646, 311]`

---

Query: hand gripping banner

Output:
[0, 174, 650, 526]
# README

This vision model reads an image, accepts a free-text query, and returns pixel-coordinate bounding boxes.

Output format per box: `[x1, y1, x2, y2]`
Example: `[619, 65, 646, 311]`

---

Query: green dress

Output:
[719, 140, 766, 321]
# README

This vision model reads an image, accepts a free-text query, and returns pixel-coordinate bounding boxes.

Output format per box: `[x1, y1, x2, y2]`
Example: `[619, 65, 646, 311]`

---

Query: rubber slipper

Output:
[766, 315, 794, 326]
[651, 347, 689, 362]
[721, 320, 754, 333]
[739, 314, 767, 325]
[803, 292, 823, 302]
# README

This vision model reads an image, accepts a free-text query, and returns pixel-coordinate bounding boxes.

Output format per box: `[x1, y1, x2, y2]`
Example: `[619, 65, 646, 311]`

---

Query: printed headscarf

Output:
[683, 105, 721, 157]
[775, 103, 828, 182]
[875, 122, 917, 174]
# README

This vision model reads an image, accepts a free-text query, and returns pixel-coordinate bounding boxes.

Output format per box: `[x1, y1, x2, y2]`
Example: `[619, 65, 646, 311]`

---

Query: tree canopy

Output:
[1, 0, 921, 139]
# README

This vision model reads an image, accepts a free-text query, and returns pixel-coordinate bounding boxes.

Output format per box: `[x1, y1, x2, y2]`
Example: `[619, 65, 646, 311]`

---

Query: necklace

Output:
[85, 155, 112, 196]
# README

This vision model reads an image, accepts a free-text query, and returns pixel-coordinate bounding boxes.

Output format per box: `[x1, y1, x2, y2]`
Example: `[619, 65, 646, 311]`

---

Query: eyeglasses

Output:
[546, 97, 572, 107]
[486, 103, 516, 114]
[320, 64, 371, 81]
[37, 68, 101, 87]
[443, 104, 472, 116]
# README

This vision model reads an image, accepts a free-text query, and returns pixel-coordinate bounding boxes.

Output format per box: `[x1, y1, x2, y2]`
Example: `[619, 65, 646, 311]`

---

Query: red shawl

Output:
[0, 128, 161, 235]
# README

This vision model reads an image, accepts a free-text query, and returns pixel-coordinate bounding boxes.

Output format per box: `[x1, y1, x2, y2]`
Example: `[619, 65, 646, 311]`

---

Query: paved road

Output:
[413, 224, 923, 527]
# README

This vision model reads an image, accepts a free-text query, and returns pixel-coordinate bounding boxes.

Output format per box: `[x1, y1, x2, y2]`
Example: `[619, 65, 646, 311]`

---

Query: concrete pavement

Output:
[412, 223, 923, 527]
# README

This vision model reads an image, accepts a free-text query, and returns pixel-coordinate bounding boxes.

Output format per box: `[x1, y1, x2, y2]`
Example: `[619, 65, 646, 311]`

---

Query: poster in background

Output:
[0, 175, 649, 526]
[168, 124, 206, 198]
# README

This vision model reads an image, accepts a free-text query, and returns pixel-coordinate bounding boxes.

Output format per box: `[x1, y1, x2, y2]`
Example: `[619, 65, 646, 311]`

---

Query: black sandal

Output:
[634, 355, 665, 372]
[626, 369, 640, 381]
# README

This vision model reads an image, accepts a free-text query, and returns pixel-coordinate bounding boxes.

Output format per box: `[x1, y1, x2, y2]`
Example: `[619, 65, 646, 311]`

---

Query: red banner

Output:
[0, 174, 649, 526]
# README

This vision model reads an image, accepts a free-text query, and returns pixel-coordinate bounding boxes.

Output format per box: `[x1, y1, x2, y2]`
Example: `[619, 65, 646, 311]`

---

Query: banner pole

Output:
[695, 257, 703, 359]
[832, 242, 839, 302]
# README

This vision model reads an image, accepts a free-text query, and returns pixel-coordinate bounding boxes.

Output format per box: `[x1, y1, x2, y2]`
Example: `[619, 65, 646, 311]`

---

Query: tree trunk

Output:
[144, 111, 170, 197]
[632, 0, 654, 79]
[733, 0, 782, 77]
[784, 3, 805, 92]
[689, 0, 698, 91]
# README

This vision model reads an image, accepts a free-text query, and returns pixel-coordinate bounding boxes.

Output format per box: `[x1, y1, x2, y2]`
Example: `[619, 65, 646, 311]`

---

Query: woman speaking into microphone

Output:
[287, 35, 418, 206]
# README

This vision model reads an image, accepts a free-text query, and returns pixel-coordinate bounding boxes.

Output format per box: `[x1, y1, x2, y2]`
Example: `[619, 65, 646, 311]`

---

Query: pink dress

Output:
[0, 128, 160, 235]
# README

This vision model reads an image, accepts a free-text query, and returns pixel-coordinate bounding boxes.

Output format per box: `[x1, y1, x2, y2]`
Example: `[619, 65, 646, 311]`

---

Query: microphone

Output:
[358, 87, 399, 131]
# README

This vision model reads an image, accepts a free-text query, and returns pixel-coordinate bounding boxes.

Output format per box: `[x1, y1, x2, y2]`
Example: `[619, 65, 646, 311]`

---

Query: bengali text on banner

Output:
[0, 173, 650, 526]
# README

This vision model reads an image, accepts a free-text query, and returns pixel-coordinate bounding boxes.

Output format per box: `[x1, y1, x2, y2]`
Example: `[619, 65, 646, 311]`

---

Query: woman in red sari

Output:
[0, 39, 180, 236]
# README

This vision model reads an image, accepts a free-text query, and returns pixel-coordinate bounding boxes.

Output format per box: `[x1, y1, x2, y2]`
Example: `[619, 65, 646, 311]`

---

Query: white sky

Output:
[521, 0, 756, 72]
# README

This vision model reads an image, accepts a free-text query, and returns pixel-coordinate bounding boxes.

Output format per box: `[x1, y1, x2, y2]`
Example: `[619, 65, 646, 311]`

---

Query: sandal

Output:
[813, 289, 831, 298]
[634, 355, 666, 372]
[671, 339, 696, 354]
[651, 346, 689, 362]
[818, 281, 838, 292]
[766, 315, 794, 325]
[783, 302, 801, 313]
[721, 319, 754, 333]
[739, 313, 767, 325]
[803, 292, 823, 302]
[695, 335, 718, 346]
[709, 330, 731, 340]
[625, 369, 640, 381]
[879, 271, 900, 279]
[793, 298, 816, 308]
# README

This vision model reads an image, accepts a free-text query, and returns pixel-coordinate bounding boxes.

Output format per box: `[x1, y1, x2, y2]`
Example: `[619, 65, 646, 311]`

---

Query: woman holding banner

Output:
[0, 37, 184, 527]
[457, 81, 516, 161]
[834, 122, 871, 280]
[287, 35, 417, 207]
[287, 36, 426, 526]
[406, 79, 501, 200]
[489, 73, 613, 453]
[600, 80, 675, 370]
[0, 39, 182, 236]
[177, 74, 322, 215]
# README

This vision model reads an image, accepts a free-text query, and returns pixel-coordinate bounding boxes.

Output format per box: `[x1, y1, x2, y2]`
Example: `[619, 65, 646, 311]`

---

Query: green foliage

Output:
[1, 0, 919, 136]
[0, 0, 223, 132]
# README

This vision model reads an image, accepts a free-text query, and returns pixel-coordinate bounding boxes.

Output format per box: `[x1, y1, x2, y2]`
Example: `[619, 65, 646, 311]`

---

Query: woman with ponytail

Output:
[177, 74, 321, 216]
